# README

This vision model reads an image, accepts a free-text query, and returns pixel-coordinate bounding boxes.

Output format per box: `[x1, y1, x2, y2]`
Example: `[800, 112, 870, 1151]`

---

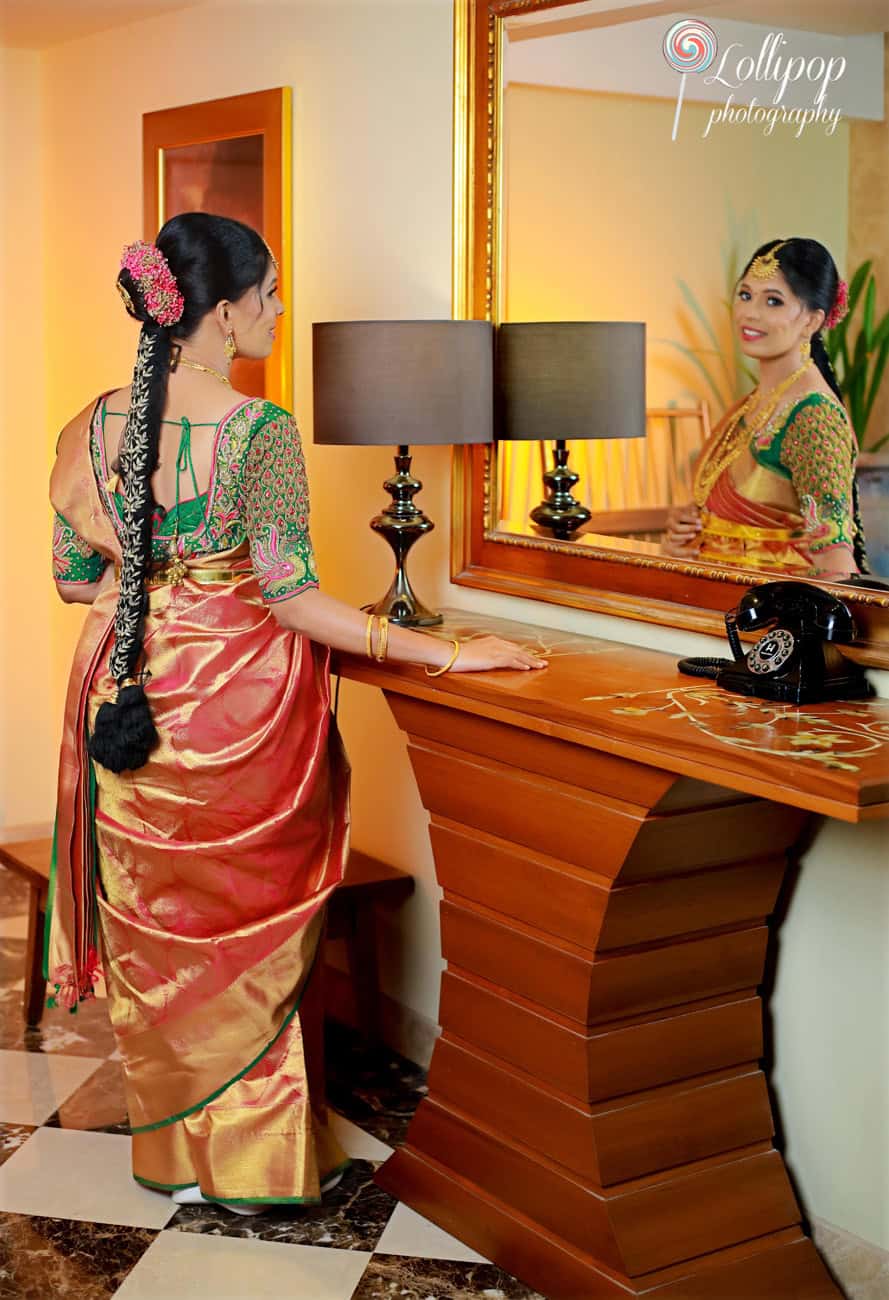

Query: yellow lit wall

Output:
[0, 47, 56, 830]
[502, 83, 849, 407]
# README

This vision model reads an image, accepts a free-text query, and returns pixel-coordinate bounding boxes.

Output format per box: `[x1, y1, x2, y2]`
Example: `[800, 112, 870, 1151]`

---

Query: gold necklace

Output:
[693, 361, 812, 506]
[176, 356, 232, 388]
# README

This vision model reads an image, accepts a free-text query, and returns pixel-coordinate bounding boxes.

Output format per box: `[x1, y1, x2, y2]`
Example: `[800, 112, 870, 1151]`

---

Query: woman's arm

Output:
[271, 587, 546, 673]
[241, 413, 544, 673]
[780, 398, 859, 575]
[55, 564, 115, 605]
[52, 512, 113, 604]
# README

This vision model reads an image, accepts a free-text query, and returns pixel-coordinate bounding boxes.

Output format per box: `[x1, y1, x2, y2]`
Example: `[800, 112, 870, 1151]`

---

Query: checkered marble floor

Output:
[0, 869, 544, 1300]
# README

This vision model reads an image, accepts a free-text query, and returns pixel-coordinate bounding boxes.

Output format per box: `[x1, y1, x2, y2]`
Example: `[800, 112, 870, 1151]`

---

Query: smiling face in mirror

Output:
[734, 273, 823, 364]
[494, 4, 889, 586]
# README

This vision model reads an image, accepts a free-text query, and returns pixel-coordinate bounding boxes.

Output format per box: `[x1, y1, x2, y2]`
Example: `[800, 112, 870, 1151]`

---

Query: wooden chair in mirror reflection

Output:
[497, 402, 711, 540]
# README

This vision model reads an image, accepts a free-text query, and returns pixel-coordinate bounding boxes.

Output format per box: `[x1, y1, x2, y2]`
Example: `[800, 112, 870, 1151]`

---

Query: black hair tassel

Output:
[88, 682, 158, 773]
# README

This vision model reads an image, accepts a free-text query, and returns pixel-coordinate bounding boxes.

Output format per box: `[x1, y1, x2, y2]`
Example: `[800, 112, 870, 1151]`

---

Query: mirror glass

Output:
[494, 1, 889, 586]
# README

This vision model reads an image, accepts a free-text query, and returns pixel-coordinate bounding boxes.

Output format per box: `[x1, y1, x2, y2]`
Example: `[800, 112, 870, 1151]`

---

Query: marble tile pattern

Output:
[1, 857, 879, 1299]
[0, 892, 543, 1299]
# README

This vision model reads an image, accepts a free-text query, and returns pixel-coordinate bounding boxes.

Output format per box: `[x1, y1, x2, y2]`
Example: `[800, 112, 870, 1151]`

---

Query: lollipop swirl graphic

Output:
[663, 19, 718, 141]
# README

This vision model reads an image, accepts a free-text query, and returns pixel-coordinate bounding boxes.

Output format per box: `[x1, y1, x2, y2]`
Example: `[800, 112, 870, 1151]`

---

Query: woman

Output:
[663, 237, 865, 576]
[47, 213, 544, 1214]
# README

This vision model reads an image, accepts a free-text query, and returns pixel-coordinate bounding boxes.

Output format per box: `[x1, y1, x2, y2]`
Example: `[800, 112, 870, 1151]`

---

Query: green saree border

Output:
[129, 945, 320, 1135]
[134, 1174, 197, 1192]
[41, 818, 59, 982]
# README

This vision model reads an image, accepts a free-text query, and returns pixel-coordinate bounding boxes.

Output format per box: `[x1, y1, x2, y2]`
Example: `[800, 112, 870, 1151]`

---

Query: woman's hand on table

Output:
[662, 503, 703, 557]
[450, 635, 547, 673]
[272, 588, 547, 672]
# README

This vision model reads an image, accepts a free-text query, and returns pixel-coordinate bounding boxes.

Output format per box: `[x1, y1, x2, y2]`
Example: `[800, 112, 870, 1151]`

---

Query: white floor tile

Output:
[0, 1127, 175, 1229]
[0, 914, 29, 939]
[116, 1230, 372, 1300]
[329, 1111, 393, 1162]
[375, 1201, 490, 1263]
[0, 1049, 104, 1124]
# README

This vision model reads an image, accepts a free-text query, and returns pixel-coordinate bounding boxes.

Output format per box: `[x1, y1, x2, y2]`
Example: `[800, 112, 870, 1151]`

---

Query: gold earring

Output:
[224, 330, 237, 363]
[800, 337, 812, 364]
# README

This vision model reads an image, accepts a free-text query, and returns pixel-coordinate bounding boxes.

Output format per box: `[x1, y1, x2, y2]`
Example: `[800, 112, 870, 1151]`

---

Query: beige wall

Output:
[0, 47, 54, 827]
[0, 0, 887, 1252]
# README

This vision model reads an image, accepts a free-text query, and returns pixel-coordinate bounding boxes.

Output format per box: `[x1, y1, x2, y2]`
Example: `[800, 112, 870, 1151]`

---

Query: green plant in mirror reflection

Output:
[825, 260, 889, 452]
[658, 204, 758, 412]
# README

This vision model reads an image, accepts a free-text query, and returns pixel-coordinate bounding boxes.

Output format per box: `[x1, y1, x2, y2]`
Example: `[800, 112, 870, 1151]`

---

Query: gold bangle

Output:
[375, 615, 389, 662]
[365, 613, 376, 660]
[425, 638, 460, 677]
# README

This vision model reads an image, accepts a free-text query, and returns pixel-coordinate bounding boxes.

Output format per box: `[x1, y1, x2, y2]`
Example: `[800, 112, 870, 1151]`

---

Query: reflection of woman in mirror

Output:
[663, 238, 866, 576]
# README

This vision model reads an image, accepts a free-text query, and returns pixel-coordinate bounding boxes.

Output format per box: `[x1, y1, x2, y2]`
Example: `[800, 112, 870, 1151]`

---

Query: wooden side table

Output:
[0, 839, 413, 1042]
[0, 838, 52, 1027]
[338, 610, 889, 1300]
[326, 848, 414, 1040]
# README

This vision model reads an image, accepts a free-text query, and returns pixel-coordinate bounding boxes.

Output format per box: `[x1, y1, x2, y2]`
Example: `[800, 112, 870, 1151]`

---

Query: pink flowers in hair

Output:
[120, 240, 185, 327]
[824, 279, 849, 330]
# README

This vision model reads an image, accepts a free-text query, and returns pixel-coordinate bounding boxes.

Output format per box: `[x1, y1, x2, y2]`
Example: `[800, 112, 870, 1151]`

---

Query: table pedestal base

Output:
[374, 694, 842, 1300]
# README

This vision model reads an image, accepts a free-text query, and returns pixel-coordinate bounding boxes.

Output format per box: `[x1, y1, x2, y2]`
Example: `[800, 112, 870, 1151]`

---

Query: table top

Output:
[336, 610, 889, 823]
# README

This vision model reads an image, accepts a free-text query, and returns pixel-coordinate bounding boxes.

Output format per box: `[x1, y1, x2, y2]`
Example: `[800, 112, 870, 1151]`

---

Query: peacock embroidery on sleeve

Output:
[242, 410, 320, 603]
[52, 513, 108, 584]
[778, 395, 858, 554]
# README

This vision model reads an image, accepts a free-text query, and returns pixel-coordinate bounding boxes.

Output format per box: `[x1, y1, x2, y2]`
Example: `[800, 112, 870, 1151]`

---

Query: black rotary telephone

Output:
[678, 581, 873, 704]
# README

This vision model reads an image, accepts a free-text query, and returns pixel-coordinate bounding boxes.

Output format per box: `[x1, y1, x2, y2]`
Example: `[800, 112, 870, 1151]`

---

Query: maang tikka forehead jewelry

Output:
[749, 240, 789, 280]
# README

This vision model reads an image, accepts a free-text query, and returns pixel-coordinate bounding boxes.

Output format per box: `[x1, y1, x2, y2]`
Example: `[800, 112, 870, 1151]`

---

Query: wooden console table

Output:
[337, 610, 889, 1300]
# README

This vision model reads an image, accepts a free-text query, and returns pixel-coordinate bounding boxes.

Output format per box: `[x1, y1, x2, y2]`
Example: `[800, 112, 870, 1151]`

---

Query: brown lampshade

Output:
[312, 320, 494, 446]
[496, 322, 646, 441]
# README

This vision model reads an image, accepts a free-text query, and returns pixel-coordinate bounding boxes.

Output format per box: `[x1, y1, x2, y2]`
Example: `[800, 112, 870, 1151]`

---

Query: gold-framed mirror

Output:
[450, 0, 889, 665]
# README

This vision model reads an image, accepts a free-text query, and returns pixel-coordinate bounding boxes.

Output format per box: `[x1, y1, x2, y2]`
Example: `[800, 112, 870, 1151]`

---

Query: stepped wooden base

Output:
[372, 691, 843, 1300]
[376, 1147, 839, 1299]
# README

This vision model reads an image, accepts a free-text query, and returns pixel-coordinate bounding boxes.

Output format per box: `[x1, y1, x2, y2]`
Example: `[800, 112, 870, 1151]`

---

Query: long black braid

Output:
[87, 317, 172, 772]
[743, 238, 869, 573]
[88, 214, 271, 773]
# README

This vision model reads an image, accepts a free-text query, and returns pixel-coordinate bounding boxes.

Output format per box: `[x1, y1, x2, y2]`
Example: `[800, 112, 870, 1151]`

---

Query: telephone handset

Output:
[678, 581, 873, 704]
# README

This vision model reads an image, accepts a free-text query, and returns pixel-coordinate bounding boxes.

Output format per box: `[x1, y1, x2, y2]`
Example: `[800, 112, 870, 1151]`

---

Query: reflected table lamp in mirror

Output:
[496, 322, 646, 540]
[312, 320, 493, 625]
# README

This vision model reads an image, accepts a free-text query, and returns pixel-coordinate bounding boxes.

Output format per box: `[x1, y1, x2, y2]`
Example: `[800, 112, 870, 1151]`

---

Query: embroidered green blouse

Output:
[748, 391, 858, 554]
[52, 396, 320, 604]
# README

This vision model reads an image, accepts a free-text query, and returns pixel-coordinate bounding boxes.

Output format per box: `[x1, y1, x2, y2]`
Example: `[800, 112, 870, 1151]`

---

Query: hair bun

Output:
[118, 240, 184, 328]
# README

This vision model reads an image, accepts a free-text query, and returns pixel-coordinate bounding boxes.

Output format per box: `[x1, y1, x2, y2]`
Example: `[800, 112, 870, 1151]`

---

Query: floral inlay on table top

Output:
[581, 685, 889, 773]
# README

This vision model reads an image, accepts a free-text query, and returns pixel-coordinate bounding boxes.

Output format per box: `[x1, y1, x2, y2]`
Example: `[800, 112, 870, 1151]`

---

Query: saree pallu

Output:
[698, 467, 812, 573]
[48, 543, 350, 1201]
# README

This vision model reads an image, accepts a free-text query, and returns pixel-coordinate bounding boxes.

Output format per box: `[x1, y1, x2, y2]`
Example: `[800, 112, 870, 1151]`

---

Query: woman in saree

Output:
[47, 213, 544, 1214]
[663, 237, 866, 575]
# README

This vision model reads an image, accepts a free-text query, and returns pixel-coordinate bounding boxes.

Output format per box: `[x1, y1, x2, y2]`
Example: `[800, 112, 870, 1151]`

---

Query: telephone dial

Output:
[678, 581, 873, 705]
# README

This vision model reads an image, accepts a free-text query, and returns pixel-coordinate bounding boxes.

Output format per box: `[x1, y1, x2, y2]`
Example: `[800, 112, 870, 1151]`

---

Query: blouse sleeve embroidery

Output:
[242, 411, 320, 603]
[52, 512, 108, 584]
[778, 398, 858, 553]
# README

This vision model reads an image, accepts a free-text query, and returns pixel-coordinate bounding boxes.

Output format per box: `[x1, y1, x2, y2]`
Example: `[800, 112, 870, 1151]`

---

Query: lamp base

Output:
[530, 439, 591, 541]
[367, 446, 443, 627]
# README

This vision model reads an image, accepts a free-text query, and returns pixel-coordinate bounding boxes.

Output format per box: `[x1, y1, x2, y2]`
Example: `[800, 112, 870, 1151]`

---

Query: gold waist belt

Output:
[700, 511, 796, 542]
[115, 563, 249, 589]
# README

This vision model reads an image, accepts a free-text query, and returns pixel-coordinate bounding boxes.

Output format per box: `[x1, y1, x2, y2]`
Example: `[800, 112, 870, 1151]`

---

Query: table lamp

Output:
[312, 320, 493, 625]
[496, 322, 646, 540]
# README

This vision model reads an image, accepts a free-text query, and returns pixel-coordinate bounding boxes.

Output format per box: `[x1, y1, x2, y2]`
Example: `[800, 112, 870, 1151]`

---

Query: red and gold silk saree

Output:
[694, 391, 860, 573]
[46, 395, 349, 1203]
